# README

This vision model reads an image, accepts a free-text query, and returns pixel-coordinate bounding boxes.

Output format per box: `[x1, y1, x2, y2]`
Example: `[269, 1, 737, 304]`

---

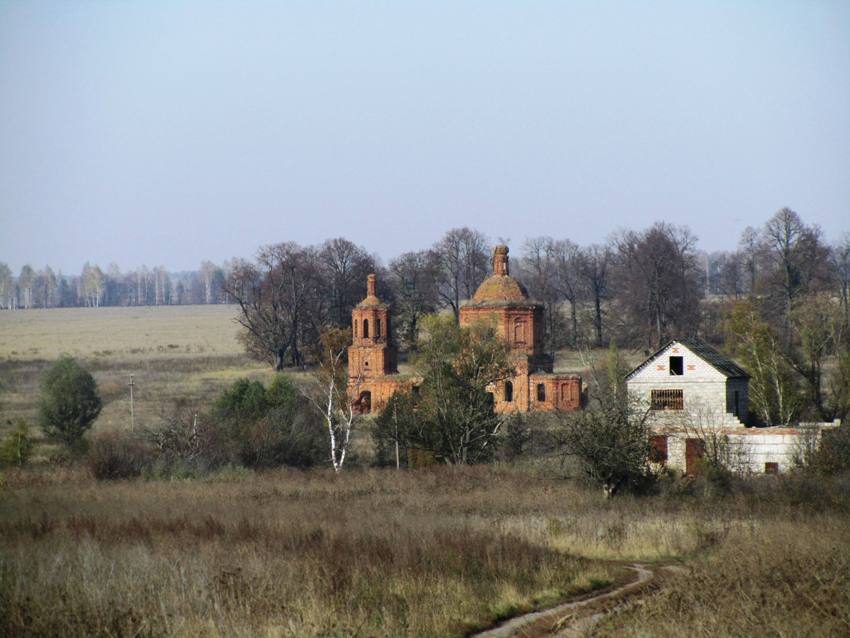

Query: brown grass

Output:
[0, 306, 280, 448]
[0, 466, 621, 638]
[589, 515, 850, 637]
[3, 466, 848, 637]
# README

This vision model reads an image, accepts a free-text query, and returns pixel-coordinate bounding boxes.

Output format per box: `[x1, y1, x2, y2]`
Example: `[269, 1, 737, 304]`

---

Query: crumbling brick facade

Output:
[347, 247, 582, 415]
[347, 274, 415, 413]
[459, 245, 581, 414]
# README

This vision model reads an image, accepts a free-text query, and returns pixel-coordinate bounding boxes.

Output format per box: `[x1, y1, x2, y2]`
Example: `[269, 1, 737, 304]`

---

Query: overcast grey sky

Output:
[1, 1, 848, 273]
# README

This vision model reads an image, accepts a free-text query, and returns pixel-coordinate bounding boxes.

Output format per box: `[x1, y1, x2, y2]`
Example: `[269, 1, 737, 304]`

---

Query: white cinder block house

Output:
[626, 338, 838, 474]
[626, 338, 750, 428]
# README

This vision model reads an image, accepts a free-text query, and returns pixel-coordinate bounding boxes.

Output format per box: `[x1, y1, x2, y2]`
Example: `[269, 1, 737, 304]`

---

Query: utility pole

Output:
[129, 374, 135, 431]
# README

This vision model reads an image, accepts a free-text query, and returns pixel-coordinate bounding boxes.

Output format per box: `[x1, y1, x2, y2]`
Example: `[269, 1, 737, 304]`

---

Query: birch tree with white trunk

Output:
[304, 327, 359, 472]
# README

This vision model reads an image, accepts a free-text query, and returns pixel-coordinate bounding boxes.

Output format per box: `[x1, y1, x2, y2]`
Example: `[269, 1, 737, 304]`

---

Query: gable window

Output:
[536, 383, 546, 402]
[651, 389, 683, 410]
[669, 356, 683, 376]
[504, 381, 513, 402]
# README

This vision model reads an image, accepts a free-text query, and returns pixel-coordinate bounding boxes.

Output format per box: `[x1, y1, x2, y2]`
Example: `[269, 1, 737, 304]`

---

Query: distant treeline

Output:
[2, 207, 849, 354]
[0, 260, 232, 310]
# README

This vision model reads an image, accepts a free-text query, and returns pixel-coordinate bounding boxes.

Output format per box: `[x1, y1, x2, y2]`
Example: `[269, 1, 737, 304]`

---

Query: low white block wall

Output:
[657, 423, 839, 474]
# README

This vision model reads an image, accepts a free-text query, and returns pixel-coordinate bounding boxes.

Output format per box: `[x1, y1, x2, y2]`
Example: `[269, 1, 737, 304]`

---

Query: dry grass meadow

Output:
[2, 466, 849, 637]
[0, 306, 277, 449]
[1, 307, 849, 637]
[0, 306, 619, 454]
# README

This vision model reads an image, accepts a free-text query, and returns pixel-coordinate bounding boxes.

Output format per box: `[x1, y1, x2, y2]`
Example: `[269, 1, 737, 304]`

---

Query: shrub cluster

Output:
[84, 374, 327, 480]
[87, 431, 155, 480]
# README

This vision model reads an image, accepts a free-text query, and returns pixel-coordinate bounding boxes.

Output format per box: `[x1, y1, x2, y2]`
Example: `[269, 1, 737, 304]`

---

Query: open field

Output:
[1, 466, 848, 637]
[1, 307, 849, 636]
[0, 306, 640, 451]
[0, 306, 276, 443]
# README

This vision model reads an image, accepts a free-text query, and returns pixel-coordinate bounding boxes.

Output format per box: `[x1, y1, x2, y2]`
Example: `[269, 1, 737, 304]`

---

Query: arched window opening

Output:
[514, 320, 525, 344]
[537, 383, 546, 402]
[504, 381, 513, 403]
[363, 319, 369, 338]
[376, 318, 382, 338]
[358, 391, 372, 414]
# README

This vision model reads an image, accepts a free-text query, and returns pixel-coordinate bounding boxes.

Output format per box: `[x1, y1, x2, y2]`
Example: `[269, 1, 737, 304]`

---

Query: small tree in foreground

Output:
[413, 315, 514, 464]
[370, 314, 514, 465]
[559, 344, 652, 497]
[306, 327, 358, 472]
[38, 356, 102, 450]
[0, 419, 33, 467]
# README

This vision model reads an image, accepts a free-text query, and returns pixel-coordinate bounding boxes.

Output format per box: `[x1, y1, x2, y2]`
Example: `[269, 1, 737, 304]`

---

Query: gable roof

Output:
[625, 337, 750, 380]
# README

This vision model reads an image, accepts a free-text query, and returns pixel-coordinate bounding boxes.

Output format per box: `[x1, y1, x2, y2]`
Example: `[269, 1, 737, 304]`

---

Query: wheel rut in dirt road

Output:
[471, 562, 680, 638]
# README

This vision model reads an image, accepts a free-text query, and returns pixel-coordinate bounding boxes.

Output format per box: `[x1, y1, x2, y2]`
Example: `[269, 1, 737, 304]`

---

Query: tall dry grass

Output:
[5, 467, 847, 637]
[0, 466, 622, 637]
[590, 514, 850, 637]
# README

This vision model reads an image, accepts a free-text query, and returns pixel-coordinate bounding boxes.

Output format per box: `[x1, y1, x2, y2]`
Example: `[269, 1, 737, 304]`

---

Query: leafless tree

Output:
[518, 237, 564, 353]
[612, 223, 704, 349]
[830, 234, 850, 333]
[388, 250, 441, 349]
[35, 266, 58, 308]
[200, 261, 219, 305]
[81, 262, 104, 308]
[739, 226, 760, 295]
[578, 244, 611, 347]
[759, 207, 829, 339]
[225, 243, 325, 370]
[714, 251, 747, 298]
[0, 263, 14, 309]
[319, 237, 376, 326]
[303, 328, 359, 472]
[432, 227, 490, 320]
[18, 265, 34, 309]
[551, 240, 584, 348]
[681, 404, 753, 477]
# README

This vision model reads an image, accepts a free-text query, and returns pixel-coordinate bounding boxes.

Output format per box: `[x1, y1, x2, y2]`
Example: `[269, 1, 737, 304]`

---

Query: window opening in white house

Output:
[651, 389, 683, 410]
[669, 356, 683, 376]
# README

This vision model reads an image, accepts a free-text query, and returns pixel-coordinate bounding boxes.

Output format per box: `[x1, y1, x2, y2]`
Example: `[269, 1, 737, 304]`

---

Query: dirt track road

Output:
[472, 562, 683, 638]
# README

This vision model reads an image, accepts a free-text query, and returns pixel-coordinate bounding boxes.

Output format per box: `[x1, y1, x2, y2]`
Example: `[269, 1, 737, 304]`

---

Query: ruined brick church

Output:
[348, 245, 582, 415]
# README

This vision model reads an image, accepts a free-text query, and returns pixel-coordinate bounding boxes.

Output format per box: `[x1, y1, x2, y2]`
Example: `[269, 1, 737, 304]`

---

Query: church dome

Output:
[470, 246, 530, 304]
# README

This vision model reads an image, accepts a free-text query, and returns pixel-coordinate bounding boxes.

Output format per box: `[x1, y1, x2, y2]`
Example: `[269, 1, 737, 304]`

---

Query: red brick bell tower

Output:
[347, 274, 413, 414]
[348, 274, 397, 380]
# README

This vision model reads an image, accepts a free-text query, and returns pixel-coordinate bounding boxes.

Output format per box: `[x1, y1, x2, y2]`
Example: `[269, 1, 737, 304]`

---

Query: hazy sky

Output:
[1, 1, 848, 273]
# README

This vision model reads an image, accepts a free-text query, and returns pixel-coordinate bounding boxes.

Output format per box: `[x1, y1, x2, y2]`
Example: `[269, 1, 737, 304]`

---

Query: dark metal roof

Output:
[626, 337, 750, 380]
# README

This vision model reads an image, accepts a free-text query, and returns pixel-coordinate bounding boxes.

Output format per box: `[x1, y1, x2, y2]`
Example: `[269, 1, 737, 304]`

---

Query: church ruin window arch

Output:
[514, 319, 525, 344]
[358, 391, 372, 414]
